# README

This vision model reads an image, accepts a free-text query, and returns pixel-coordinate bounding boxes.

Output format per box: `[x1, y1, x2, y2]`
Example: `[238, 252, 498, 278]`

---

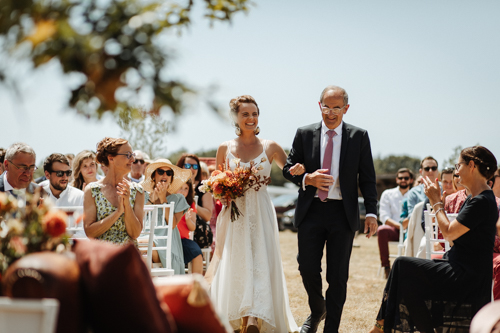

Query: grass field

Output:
[279, 230, 392, 333]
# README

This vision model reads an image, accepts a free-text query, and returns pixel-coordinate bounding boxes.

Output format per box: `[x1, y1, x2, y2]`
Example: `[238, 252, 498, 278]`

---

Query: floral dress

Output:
[90, 182, 143, 246]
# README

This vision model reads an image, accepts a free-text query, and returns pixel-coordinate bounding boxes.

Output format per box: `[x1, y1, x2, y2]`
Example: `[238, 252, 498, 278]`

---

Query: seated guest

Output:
[440, 167, 456, 196]
[42, 153, 83, 206]
[83, 138, 144, 246]
[71, 150, 100, 191]
[0, 148, 5, 175]
[407, 157, 439, 220]
[129, 150, 147, 183]
[176, 179, 204, 275]
[0, 142, 43, 202]
[377, 168, 414, 278]
[140, 159, 192, 274]
[370, 146, 499, 333]
[65, 153, 75, 184]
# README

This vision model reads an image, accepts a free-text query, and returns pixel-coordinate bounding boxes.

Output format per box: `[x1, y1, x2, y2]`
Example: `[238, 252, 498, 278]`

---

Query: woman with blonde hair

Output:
[83, 137, 144, 246]
[72, 150, 99, 190]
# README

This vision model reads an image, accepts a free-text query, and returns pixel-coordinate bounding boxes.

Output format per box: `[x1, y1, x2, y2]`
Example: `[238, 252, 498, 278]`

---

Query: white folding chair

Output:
[58, 206, 86, 239]
[143, 203, 175, 277]
[378, 224, 405, 277]
[424, 203, 457, 259]
[0, 297, 59, 333]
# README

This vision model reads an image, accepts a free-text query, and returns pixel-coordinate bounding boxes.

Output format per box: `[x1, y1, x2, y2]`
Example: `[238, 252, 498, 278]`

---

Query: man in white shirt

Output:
[128, 150, 147, 183]
[42, 153, 83, 207]
[0, 142, 43, 203]
[377, 168, 414, 278]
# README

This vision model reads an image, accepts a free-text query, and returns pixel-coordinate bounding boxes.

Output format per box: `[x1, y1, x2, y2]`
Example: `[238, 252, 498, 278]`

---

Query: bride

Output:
[206, 95, 305, 333]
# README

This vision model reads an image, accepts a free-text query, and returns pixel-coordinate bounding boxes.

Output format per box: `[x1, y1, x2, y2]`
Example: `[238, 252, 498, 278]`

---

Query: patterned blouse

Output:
[90, 182, 143, 246]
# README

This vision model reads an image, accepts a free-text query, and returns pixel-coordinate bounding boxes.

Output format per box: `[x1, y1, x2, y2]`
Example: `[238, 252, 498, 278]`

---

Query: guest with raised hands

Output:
[141, 159, 192, 274]
[369, 146, 499, 333]
[72, 150, 100, 191]
[83, 138, 144, 246]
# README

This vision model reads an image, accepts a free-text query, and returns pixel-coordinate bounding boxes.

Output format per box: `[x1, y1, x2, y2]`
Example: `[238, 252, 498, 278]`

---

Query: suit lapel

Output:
[312, 122, 322, 170]
[339, 122, 350, 171]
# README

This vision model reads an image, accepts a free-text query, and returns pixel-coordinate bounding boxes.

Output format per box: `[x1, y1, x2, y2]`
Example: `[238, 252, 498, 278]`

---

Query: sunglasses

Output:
[397, 176, 410, 181]
[115, 152, 136, 160]
[156, 169, 173, 176]
[453, 174, 460, 178]
[51, 170, 73, 177]
[133, 159, 145, 165]
[423, 166, 438, 172]
[184, 163, 199, 170]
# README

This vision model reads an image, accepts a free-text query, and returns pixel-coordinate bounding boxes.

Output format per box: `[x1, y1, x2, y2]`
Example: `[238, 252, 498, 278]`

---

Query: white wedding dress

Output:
[207, 140, 299, 333]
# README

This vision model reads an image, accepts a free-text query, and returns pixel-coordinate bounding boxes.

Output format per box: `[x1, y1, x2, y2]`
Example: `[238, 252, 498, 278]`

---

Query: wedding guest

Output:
[129, 150, 147, 183]
[83, 138, 144, 246]
[444, 170, 468, 213]
[72, 150, 99, 191]
[200, 161, 209, 180]
[369, 146, 499, 333]
[176, 179, 204, 274]
[0, 148, 5, 174]
[441, 167, 456, 196]
[407, 156, 439, 219]
[65, 153, 75, 184]
[42, 153, 83, 206]
[0, 142, 44, 202]
[176, 154, 213, 239]
[377, 168, 413, 278]
[141, 159, 192, 274]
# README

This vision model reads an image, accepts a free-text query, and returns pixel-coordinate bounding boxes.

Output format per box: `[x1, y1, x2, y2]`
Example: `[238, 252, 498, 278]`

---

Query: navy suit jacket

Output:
[283, 122, 378, 232]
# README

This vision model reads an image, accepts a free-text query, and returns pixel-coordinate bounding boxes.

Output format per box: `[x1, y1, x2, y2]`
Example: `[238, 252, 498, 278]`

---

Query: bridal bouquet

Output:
[0, 192, 70, 275]
[199, 158, 271, 222]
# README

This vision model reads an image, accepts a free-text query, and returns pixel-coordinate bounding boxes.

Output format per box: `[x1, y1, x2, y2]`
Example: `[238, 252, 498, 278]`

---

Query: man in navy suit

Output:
[0, 142, 42, 200]
[283, 85, 378, 333]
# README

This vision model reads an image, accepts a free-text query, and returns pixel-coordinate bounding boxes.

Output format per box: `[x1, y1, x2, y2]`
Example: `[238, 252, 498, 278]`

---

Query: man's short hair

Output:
[420, 156, 438, 169]
[44, 153, 70, 172]
[319, 85, 349, 106]
[5, 142, 36, 161]
[0, 148, 5, 164]
[440, 167, 454, 180]
[397, 167, 414, 179]
[65, 153, 75, 160]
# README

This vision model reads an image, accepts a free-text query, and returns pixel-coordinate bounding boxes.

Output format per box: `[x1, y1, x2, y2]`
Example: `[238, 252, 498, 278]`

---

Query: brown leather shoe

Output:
[246, 316, 259, 333]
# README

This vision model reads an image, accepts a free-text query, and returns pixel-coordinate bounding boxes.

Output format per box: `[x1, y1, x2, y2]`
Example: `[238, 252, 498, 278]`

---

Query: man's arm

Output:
[379, 190, 400, 229]
[283, 128, 305, 187]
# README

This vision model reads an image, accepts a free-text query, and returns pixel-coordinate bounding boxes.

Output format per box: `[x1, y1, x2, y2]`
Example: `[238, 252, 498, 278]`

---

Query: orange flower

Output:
[224, 170, 233, 177]
[213, 183, 223, 195]
[42, 210, 67, 238]
[211, 170, 222, 177]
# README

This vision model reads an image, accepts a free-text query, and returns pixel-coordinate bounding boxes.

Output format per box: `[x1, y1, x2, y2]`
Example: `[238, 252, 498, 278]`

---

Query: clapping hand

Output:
[116, 178, 131, 214]
[289, 163, 305, 176]
[422, 176, 445, 206]
[154, 180, 170, 204]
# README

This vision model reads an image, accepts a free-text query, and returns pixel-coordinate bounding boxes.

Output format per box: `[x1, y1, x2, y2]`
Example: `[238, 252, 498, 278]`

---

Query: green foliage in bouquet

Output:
[0, 192, 70, 275]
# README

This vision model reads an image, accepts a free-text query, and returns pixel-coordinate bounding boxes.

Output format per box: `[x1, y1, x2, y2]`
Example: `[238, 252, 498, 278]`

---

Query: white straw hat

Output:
[141, 158, 191, 194]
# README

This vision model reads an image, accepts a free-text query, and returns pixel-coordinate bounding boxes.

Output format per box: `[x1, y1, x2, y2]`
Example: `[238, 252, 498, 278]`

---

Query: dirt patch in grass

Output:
[280, 230, 395, 332]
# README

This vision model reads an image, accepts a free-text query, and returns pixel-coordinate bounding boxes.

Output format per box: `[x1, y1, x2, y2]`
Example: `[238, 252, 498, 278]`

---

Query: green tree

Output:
[0, 0, 250, 117]
[373, 154, 421, 175]
[442, 146, 462, 169]
[117, 108, 170, 159]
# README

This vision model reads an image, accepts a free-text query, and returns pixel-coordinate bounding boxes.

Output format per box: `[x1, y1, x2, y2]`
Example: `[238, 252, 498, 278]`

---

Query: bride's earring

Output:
[254, 126, 260, 135]
[235, 126, 242, 136]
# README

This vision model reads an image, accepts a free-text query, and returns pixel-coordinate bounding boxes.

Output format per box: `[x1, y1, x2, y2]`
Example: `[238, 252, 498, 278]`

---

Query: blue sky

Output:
[2, 0, 499, 169]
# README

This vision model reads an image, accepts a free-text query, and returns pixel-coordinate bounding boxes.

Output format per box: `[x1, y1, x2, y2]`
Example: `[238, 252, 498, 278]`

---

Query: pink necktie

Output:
[318, 130, 337, 201]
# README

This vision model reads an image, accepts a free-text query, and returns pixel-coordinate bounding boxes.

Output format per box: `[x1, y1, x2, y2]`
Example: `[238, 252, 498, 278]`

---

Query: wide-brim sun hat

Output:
[141, 158, 191, 194]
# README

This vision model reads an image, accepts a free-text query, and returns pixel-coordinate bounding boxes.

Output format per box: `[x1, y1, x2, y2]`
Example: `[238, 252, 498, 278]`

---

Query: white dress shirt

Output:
[43, 184, 84, 207]
[379, 186, 408, 224]
[3, 172, 27, 203]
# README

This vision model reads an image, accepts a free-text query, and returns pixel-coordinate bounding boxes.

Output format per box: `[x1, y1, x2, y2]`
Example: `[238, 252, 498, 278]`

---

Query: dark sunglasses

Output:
[184, 163, 199, 170]
[423, 166, 438, 172]
[397, 176, 410, 181]
[156, 169, 173, 176]
[453, 174, 460, 178]
[133, 159, 145, 165]
[51, 170, 73, 177]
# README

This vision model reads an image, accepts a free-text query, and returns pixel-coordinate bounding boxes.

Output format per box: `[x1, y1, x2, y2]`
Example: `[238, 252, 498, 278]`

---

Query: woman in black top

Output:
[370, 146, 499, 333]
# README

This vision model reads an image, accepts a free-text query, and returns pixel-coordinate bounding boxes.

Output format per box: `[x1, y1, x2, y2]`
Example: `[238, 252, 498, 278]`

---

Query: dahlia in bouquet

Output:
[0, 191, 70, 275]
[199, 158, 271, 222]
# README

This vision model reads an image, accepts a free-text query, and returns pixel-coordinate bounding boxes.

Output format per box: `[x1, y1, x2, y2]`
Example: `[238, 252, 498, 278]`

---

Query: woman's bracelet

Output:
[434, 207, 445, 216]
[432, 202, 443, 210]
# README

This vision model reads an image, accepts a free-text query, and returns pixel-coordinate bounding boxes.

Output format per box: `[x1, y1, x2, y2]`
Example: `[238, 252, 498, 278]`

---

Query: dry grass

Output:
[280, 230, 396, 333]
